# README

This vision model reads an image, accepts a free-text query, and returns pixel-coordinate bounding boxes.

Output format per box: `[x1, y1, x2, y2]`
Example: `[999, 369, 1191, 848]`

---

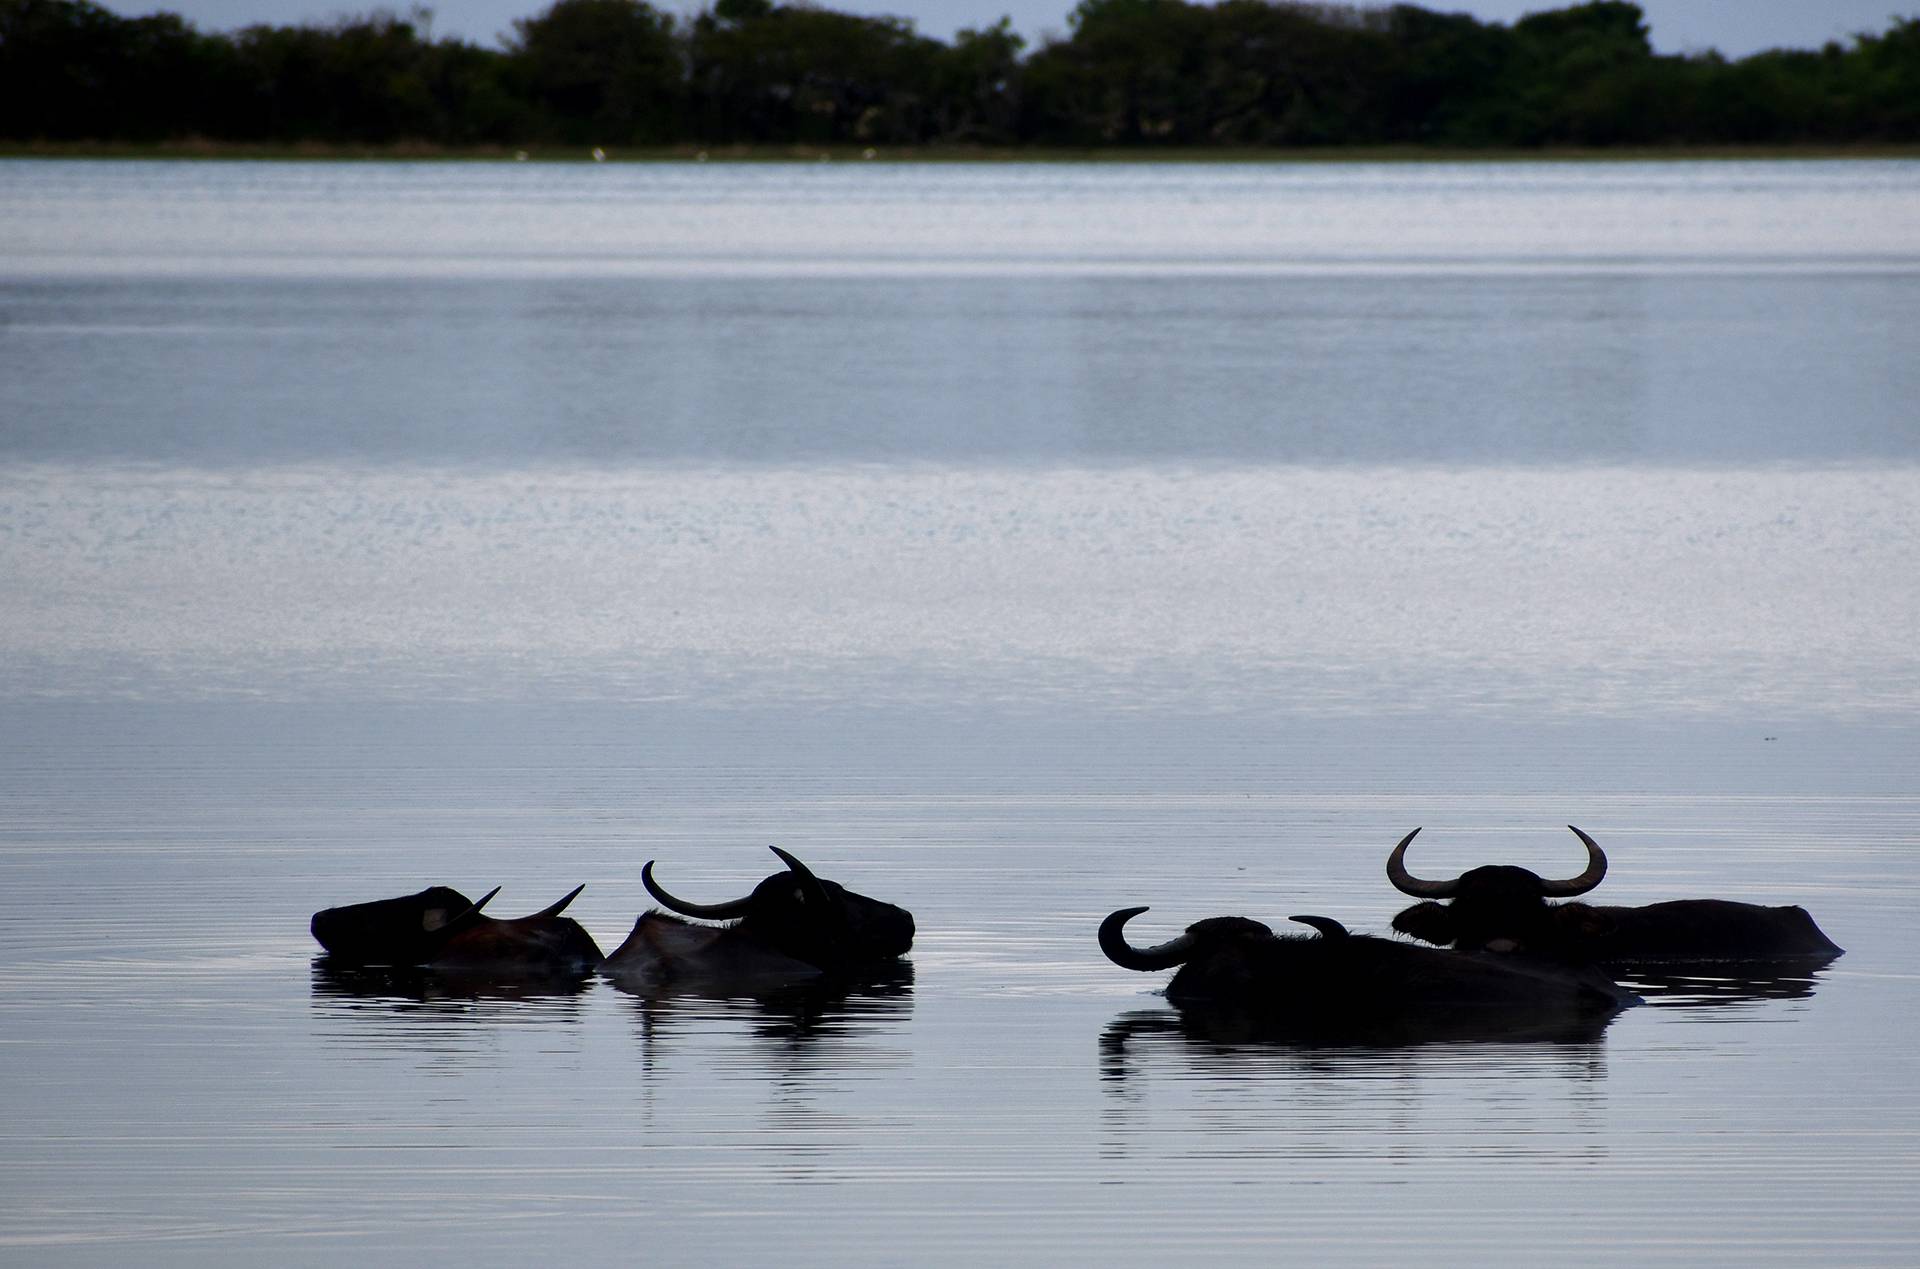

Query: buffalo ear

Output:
[1391, 901, 1457, 946]
[1553, 901, 1616, 939]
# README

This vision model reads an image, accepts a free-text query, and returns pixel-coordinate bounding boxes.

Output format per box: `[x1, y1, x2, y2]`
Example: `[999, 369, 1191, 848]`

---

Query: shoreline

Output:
[6, 140, 1920, 164]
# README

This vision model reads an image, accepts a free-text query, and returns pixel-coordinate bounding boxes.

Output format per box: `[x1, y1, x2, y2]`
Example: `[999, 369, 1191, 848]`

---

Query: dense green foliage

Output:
[3, 0, 1916, 148]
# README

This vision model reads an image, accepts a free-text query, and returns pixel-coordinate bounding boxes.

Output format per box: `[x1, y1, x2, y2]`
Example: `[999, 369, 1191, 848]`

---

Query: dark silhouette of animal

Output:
[1099, 905, 1636, 1037]
[310, 884, 603, 976]
[1098, 1000, 1619, 1055]
[602, 846, 914, 989]
[1387, 826, 1842, 964]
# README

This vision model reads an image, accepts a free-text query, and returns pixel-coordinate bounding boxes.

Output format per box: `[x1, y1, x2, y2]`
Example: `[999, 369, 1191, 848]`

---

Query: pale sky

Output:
[98, 0, 1916, 55]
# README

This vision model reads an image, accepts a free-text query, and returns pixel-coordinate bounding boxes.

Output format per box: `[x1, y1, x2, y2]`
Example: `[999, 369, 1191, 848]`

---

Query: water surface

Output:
[1, 159, 1917, 1264]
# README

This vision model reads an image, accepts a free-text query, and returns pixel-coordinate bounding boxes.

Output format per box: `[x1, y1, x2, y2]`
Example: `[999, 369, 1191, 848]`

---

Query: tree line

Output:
[2, 0, 1916, 150]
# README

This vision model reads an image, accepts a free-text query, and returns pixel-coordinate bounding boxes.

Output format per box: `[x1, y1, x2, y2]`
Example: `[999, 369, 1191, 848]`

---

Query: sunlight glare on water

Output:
[3, 159, 1919, 277]
[1, 462, 1916, 715]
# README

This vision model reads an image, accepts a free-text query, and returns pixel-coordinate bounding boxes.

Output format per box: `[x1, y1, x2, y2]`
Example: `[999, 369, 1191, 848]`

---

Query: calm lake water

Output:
[2, 158, 1919, 1264]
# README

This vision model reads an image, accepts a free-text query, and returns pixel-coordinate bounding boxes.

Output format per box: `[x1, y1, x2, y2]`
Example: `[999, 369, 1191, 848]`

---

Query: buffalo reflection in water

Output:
[1097, 1006, 1616, 1090]
[1618, 962, 1834, 1009]
[310, 958, 596, 1007]
[306, 959, 912, 1047]
[614, 961, 914, 1057]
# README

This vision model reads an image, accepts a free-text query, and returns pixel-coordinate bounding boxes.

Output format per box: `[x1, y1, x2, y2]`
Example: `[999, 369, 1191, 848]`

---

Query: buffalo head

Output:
[637, 846, 914, 974]
[1100, 907, 1350, 1002]
[1387, 825, 1613, 956]
[311, 884, 602, 975]
[310, 885, 496, 965]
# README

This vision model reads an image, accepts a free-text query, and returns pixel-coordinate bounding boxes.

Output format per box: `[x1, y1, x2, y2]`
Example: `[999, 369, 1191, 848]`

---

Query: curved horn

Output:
[1385, 827, 1459, 898]
[433, 885, 499, 937]
[642, 860, 754, 920]
[1289, 914, 1349, 939]
[532, 884, 585, 919]
[1099, 906, 1198, 972]
[769, 846, 838, 913]
[1539, 825, 1608, 897]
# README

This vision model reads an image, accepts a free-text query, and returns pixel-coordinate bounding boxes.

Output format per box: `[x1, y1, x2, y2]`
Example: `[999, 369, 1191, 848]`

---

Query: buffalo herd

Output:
[312, 828, 1840, 1041]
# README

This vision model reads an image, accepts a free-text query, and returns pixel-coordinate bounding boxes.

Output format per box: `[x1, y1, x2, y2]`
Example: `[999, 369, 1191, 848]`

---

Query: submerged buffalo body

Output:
[310, 884, 603, 976]
[1387, 827, 1843, 964]
[1099, 906, 1637, 1033]
[603, 846, 914, 989]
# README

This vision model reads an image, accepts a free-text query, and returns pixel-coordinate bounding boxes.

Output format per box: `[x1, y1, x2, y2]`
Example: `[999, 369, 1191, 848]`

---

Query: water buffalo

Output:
[602, 846, 915, 989]
[1387, 826, 1843, 964]
[1100, 905, 1636, 1039]
[310, 884, 604, 976]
